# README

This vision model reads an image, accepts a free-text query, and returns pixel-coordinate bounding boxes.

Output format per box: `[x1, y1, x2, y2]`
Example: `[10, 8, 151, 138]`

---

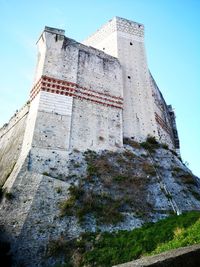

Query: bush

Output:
[161, 143, 169, 149]
[146, 136, 158, 145]
[140, 136, 160, 153]
[42, 172, 50, 176]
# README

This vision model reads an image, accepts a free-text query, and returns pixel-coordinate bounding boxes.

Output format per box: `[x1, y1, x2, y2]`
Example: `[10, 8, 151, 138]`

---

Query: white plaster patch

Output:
[39, 91, 73, 116]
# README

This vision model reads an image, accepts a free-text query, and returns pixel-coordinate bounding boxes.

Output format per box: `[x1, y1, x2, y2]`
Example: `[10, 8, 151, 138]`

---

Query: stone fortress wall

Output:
[0, 17, 180, 177]
[0, 104, 29, 186]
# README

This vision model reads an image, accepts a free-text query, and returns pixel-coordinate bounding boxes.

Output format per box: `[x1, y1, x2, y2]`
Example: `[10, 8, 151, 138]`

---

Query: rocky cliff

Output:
[0, 128, 200, 266]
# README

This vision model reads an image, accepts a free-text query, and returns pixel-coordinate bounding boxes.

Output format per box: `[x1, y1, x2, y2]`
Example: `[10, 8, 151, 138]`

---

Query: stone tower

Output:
[84, 17, 157, 142]
[84, 17, 179, 150]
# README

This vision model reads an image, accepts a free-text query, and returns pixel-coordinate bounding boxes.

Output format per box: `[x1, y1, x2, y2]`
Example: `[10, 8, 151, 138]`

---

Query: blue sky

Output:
[0, 0, 199, 176]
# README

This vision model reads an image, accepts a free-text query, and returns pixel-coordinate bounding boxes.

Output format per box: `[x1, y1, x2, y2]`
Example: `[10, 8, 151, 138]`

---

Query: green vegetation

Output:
[161, 143, 169, 149]
[49, 211, 200, 267]
[150, 213, 200, 254]
[140, 135, 160, 153]
[42, 172, 50, 176]
[123, 136, 170, 153]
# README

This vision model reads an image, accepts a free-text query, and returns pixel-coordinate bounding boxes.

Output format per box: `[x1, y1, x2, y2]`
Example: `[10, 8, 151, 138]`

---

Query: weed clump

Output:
[140, 136, 160, 153]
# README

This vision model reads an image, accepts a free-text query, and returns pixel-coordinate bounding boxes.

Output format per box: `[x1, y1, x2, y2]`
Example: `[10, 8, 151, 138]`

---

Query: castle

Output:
[22, 17, 179, 165]
[1, 17, 193, 267]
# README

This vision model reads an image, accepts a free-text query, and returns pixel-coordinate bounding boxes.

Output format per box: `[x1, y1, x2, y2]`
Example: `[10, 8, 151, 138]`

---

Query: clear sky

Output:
[0, 0, 199, 176]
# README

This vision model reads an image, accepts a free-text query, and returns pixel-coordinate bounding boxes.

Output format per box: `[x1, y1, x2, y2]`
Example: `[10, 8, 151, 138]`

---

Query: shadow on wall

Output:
[0, 227, 12, 267]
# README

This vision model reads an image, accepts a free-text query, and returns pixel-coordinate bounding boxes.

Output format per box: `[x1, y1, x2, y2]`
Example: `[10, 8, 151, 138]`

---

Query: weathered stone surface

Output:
[113, 244, 200, 267]
[0, 145, 200, 266]
[0, 104, 29, 186]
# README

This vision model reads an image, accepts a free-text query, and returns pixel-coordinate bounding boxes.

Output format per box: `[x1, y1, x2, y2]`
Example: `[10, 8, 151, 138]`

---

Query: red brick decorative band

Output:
[30, 76, 123, 109]
[155, 112, 172, 136]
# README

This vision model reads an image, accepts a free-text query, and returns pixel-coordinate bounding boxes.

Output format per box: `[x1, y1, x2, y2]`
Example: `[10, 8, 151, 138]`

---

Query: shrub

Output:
[140, 141, 152, 150]
[42, 172, 50, 176]
[146, 136, 158, 145]
[69, 185, 84, 199]
[140, 136, 160, 153]
[161, 143, 169, 149]
[59, 197, 75, 217]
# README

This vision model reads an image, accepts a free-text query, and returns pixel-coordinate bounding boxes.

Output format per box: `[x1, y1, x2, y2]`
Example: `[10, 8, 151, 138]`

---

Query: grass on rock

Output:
[49, 211, 200, 267]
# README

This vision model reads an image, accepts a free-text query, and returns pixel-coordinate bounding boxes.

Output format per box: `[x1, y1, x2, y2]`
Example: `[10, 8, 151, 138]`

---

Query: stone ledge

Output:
[113, 244, 200, 267]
